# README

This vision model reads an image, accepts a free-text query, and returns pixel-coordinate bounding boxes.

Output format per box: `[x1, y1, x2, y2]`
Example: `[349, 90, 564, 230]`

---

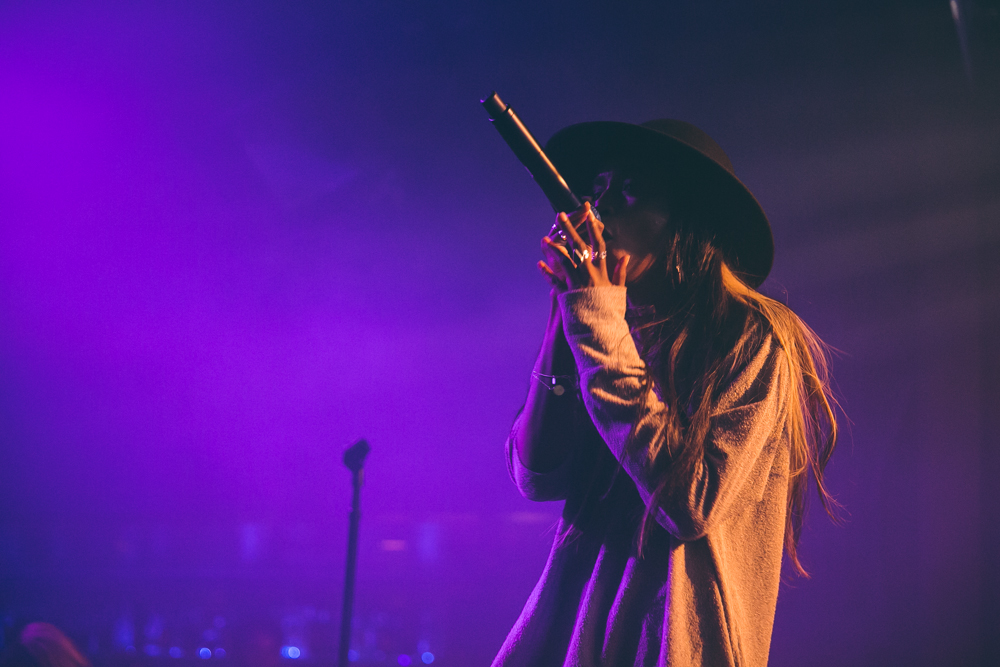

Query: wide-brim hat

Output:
[544, 120, 774, 287]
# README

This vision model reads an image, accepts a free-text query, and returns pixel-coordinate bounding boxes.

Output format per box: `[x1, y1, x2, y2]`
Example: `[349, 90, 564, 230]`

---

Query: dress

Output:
[493, 286, 791, 667]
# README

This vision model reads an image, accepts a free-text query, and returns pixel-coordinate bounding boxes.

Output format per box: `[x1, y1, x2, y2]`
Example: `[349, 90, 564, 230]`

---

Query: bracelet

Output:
[531, 371, 577, 396]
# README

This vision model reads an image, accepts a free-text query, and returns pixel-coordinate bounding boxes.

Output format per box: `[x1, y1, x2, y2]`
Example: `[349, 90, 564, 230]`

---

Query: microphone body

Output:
[481, 92, 595, 220]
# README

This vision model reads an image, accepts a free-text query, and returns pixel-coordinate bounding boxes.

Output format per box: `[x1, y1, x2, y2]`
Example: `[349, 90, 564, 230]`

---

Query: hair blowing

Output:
[629, 219, 839, 578]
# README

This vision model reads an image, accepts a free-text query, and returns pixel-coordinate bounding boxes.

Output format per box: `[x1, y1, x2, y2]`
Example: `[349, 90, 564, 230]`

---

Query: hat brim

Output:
[544, 121, 774, 288]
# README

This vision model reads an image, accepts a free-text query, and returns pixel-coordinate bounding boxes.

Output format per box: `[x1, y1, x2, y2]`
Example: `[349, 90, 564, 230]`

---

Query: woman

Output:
[492, 120, 838, 667]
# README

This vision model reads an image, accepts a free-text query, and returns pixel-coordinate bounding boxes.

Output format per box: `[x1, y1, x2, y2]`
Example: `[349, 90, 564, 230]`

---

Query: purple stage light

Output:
[0, 2, 995, 665]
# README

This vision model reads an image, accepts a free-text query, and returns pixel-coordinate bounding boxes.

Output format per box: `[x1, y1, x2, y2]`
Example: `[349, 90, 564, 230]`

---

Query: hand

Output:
[538, 202, 630, 291]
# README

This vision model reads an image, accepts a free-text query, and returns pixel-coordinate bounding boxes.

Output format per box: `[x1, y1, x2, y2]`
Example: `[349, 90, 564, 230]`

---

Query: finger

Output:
[543, 235, 576, 266]
[544, 235, 578, 272]
[561, 204, 590, 230]
[559, 217, 596, 268]
[541, 234, 559, 255]
[538, 261, 566, 289]
[613, 254, 629, 286]
[548, 216, 568, 244]
[557, 211, 590, 260]
[585, 204, 607, 273]
[552, 206, 588, 247]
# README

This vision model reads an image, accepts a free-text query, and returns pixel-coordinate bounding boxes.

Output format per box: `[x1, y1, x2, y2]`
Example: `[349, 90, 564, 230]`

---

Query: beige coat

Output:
[493, 286, 791, 667]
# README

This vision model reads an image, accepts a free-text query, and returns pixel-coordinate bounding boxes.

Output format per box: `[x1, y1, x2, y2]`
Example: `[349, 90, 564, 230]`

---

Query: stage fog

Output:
[1, 1, 997, 665]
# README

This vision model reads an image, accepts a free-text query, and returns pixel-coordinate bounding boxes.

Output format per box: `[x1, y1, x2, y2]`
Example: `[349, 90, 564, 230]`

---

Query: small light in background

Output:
[347, 649, 360, 662]
[144, 615, 164, 642]
[417, 523, 439, 563]
[169, 647, 183, 659]
[113, 615, 135, 650]
[214, 648, 226, 659]
[199, 647, 212, 659]
[397, 654, 411, 666]
[507, 511, 555, 525]
[380, 539, 407, 552]
[241, 524, 264, 563]
[281, 646, 301, 659]
[421, 652, 435, 664]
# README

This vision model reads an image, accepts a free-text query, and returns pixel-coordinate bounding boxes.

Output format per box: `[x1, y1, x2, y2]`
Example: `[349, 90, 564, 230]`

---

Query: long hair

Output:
[629, 213, 839, 577]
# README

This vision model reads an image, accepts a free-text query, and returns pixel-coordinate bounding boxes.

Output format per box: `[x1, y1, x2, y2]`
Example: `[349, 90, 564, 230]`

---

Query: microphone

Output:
[481, 92, 599, 230]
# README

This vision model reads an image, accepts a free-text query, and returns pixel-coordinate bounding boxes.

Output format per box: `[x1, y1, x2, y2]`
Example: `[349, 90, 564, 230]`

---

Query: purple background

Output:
[1, 1, 998, 665]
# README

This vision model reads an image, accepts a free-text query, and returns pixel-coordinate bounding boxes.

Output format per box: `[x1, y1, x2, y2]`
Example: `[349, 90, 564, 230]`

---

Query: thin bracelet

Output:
[531, 371, 577, 396]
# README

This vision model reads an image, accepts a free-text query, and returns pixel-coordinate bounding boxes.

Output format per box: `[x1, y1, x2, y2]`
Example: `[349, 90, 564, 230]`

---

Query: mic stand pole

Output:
[338, 438, 370, 667]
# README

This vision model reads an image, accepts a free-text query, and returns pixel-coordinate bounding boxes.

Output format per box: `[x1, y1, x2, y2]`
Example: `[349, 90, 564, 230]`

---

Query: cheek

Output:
[625, 211, 668, 246]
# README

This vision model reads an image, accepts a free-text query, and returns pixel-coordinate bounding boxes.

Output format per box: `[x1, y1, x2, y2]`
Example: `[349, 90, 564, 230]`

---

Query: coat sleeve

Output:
[504, 404, 604, 503]
[558, 286, 790, 541]
[505, 425, 576, 502]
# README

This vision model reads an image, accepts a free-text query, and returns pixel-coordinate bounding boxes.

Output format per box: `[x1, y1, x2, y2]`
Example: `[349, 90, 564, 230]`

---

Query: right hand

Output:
[538, 202, 629, 292]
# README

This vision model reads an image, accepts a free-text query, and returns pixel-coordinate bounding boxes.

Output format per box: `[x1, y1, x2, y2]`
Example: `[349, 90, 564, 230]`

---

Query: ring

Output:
[573, 247, 592, 263]
[597, 250, 607, 260]
[548, 222, 568, 243]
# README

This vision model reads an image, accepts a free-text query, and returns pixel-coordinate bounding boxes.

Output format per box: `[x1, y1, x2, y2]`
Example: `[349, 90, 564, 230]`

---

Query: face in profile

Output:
[589, 167, 673, 284]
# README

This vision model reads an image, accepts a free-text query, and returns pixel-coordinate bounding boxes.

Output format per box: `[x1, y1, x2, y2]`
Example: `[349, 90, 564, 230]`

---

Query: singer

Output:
[493, 120, 838, 667]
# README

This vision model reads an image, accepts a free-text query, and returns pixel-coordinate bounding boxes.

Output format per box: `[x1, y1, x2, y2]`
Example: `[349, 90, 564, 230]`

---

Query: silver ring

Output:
[573, 247, 592, 263]
[548, 222, 568, 244]
[597, 250, 607, 260]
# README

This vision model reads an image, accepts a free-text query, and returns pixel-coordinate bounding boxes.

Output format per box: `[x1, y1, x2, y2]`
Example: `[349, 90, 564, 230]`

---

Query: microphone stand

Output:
[338, 438, 370, 667]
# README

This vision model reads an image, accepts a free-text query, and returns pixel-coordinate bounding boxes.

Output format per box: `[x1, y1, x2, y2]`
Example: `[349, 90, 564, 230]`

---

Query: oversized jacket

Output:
[493, 286, 791, 667]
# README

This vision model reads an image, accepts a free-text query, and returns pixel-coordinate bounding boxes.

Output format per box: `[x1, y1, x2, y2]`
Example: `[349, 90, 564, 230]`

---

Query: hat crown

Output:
[639, 119, 735, 175]
[543, 117, 773, 286]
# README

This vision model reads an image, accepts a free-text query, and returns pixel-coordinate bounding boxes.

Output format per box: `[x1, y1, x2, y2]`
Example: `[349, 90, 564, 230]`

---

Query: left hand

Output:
[539, 202, 630, 292]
